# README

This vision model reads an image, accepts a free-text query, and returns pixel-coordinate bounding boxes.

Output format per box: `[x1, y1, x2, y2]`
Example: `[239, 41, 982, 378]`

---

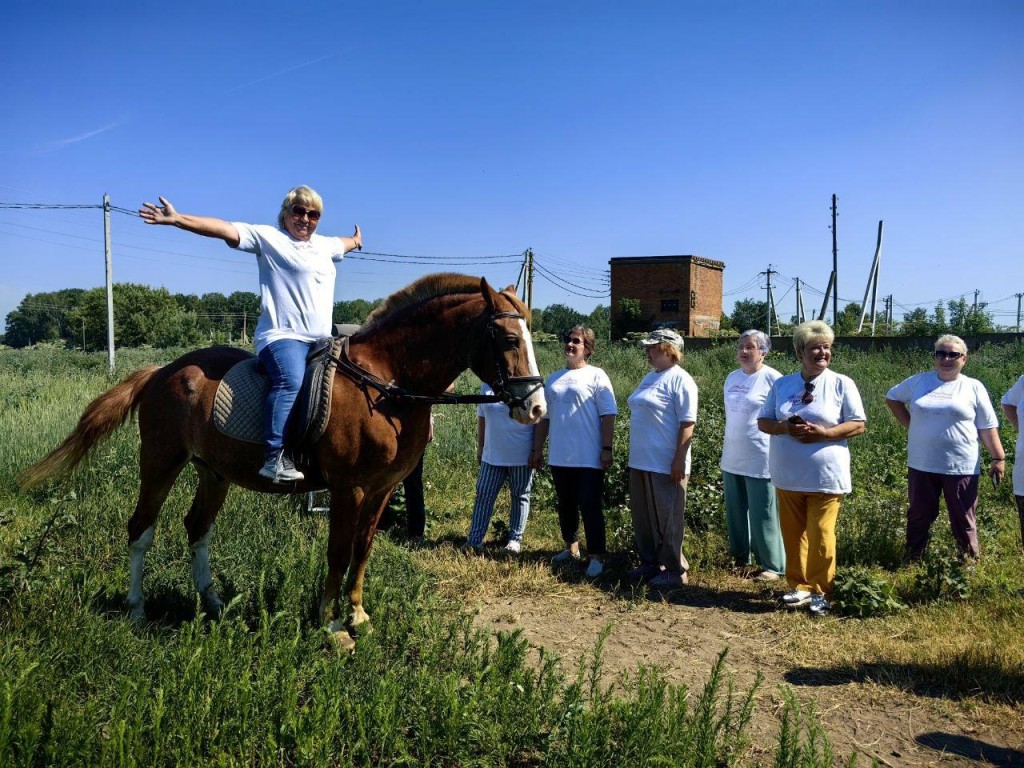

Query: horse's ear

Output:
[480, 277, 497, 310]
[502, 284, 515, 294]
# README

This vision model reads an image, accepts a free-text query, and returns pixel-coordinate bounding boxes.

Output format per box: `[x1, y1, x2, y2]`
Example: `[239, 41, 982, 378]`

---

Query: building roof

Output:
[608, 255, 725, 270]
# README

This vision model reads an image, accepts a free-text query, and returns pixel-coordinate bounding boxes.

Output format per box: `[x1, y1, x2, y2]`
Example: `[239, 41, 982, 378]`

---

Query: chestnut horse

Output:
[21, 273, 546, 648]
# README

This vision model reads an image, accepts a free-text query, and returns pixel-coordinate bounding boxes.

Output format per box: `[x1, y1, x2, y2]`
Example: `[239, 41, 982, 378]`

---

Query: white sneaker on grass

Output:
[782, 589, 812, 607]
[552, 549, 581, 564]
[504, 540, 521, 554]
[585, 558, 604, 579]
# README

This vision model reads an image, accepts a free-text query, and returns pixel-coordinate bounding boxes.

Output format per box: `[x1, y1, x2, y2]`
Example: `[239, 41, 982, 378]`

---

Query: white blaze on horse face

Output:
[516, 319, 547, 421]
[127, 525, 155, 618]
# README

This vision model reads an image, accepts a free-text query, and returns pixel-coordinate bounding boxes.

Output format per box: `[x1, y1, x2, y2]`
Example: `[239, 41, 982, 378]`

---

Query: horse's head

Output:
[473, 278, 547, 424]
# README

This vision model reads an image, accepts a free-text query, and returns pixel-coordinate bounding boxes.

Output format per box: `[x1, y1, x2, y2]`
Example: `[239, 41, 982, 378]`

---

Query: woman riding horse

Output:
[21, 274, 546, 650]
[139, 187, 362, 483]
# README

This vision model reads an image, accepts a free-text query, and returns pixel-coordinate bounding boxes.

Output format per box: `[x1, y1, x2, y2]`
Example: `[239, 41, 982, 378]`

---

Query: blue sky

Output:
[2, 1, 1022, 329]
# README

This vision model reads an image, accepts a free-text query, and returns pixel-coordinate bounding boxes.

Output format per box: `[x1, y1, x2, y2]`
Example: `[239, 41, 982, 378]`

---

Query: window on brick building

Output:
[661, 299, 679, 313]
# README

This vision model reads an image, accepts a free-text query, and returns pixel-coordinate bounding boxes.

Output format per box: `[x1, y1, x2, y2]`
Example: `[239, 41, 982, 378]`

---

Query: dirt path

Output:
[468, 572, 1024, 767]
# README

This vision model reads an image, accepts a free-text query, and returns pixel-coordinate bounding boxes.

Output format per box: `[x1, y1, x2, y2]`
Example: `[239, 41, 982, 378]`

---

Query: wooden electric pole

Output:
[831, 194, 839, 327]
[103, 193, 115, 372]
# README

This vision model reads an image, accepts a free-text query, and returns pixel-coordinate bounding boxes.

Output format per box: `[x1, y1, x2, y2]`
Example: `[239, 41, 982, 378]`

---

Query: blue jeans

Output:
[258, 339, 313, 460]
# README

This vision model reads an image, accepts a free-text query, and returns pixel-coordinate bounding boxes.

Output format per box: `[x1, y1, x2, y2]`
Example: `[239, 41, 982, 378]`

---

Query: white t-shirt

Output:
[758, 368, 866, 494]
[627, 365, 698, 475]
[477, 384, 534, 466]
[543, 366, 618, 469]
[886, 372, 998, 475]
[721, 365, 782, 479]
[1002, 375, 1024, 495]
[232, 222, 347, 353]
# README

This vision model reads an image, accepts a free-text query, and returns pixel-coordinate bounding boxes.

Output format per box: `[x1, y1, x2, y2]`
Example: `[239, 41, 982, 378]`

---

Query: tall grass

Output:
[0, 346, 858, 766]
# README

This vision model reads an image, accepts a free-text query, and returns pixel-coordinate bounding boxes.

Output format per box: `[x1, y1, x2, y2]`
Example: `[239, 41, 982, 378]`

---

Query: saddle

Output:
[212, 330, 352, 454]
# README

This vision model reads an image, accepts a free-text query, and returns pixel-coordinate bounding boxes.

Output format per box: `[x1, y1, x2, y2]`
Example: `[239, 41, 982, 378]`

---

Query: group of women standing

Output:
[461, 320, 1020, 617]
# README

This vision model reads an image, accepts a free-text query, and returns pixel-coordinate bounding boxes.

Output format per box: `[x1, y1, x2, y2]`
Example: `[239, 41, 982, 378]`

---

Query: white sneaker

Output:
[552, 549, 581, 564]
[504, 540, 521, 554]
[782, 589, 812, 607]
[809, 594, 831, 616]
[585, 558, 604, 579]
[259, 454, 304, 483]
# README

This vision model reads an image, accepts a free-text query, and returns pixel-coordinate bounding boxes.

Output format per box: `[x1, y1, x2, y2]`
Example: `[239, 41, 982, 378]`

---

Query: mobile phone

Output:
[787, 415, 805, 425]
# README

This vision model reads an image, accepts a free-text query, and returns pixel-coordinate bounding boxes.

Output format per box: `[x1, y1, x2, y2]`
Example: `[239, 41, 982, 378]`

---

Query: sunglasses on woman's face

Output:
[564, 337, 583, 345]
[933, 350, 963, 360]
[801, 381, 815, 404]
[290, 205, 321, 221]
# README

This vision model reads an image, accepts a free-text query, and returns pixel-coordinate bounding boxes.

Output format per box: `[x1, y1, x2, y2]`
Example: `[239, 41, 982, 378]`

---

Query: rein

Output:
[331, 310, 544, 410]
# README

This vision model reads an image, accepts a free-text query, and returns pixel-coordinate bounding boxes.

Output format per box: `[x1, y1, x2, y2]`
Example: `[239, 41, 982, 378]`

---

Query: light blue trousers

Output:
[466, 462, 534, 546]
[722, 471, 786, 575]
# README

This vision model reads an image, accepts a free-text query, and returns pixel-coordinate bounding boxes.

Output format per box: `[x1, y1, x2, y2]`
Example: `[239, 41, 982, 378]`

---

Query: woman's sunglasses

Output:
[801, 381, 815, 404]
[290, 205, 321, 221]
[933, 351, 963, 360]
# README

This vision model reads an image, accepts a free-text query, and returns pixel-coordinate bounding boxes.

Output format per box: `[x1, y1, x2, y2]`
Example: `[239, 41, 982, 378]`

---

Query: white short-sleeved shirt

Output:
[1002, 375, 1024, 495]
[477, 384, 534, 466]
[758, 368, 866, 494]
[721, 365, 782, 479]
[543, 366, 618, 469]
[886, 372, 998, 475]
[627, 366, 698, 475]
[232, 222, 348, 353]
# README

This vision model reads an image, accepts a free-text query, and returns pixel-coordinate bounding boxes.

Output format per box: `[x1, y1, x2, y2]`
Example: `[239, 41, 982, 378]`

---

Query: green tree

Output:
[948, 297, 995, 335]
[834, 302, 863, 335]
[539, 303, 586, 341]
[3, 289, 85, 348]
[613, 297, 646, 338]
[333, 298, 383, 325]
[730, 298, 770, 334]
[71, 283, 202, 350]
[587, 304, 611, 340]
[900, 307, 932, 336]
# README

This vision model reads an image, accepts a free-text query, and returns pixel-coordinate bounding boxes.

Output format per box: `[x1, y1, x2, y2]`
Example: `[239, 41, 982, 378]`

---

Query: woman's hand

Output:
[139, 196, 178, 226]
[600, 447, 613, 470]
[788, 420, 828, 443]
[990, 460, 1005, 487]
[351, 224, 362, 250]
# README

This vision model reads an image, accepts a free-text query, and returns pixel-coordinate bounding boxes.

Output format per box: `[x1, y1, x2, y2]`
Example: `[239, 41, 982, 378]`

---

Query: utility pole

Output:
[795, 278, 805, 325]
[817, 271, 835, 322]
[830, 194, 839, 327]
[103, 193, 115, 372]
[1016, 293, 1023, 333]
[857, 221, 884, 335]
[761, 265, 776, 336]
[525, 248, 535, 330]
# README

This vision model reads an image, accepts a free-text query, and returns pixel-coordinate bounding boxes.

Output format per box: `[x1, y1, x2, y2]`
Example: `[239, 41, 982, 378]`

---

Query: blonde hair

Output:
[792, 320, 834, 353]
[277, 185, 324, 228]
[656, 342, 682, 363]
[934, 334, 967, 355]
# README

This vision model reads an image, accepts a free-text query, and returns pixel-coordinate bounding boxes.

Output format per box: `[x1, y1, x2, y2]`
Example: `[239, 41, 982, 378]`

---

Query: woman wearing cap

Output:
[139, 187, 362, 483]
[1001, 373, 1024, 548]
[531, 325, 617, 578]
[462, 382, 536, 554]
[886, 335, 1005, 561]
[757, 320, 866, 616]
[721, 330, 785, 581]
[626, 328, 698, 588]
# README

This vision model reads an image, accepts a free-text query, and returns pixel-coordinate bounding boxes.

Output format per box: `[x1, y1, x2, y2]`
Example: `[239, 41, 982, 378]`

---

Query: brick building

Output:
[609, 255, 725, 337]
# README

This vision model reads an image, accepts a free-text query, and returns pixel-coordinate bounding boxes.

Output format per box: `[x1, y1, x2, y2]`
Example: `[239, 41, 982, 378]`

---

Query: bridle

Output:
[332, 309, 544, 413]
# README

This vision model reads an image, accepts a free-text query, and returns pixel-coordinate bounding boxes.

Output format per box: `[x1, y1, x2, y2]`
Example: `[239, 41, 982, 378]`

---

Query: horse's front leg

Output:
[344, 489, 393, 634]
[322, 488, 361, 650]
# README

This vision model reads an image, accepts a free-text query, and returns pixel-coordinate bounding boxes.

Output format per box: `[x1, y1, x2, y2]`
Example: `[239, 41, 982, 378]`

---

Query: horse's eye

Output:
[504, 335, 519, 349]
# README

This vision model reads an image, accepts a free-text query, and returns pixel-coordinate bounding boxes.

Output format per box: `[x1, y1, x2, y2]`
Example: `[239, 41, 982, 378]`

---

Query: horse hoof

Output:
[349, 620, 373, 638]
[330, 629, 356, 652]
[127, 602, 145, 623]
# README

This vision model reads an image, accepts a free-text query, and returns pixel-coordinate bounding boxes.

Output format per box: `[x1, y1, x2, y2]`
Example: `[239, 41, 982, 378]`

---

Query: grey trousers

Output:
[629, 468, 689, 574]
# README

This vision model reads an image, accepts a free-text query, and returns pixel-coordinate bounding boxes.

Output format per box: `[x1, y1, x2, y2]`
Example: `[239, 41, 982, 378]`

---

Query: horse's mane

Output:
[361, 273, 485, 332]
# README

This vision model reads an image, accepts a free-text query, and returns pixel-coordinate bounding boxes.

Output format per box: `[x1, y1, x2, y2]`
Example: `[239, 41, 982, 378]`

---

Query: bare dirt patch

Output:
[452, 561, 1024, 767]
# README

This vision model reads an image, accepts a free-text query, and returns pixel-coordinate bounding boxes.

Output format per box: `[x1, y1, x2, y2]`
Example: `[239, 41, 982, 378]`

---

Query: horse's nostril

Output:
[531, 404, 544, 419]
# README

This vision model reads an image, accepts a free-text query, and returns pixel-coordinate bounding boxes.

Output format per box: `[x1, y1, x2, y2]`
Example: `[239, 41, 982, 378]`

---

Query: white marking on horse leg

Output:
[328, 618, 356, 652]
[350, 604, 370, 628]
[190, 528, 223, 615]
[127, 525, 155, 620]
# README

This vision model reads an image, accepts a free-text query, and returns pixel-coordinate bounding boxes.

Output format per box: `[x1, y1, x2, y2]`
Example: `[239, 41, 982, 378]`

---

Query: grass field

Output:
[1, 341, 1023, 766]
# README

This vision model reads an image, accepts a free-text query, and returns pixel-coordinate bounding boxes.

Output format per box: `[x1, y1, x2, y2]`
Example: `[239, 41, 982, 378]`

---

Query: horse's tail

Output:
[19, 365, 162, 490]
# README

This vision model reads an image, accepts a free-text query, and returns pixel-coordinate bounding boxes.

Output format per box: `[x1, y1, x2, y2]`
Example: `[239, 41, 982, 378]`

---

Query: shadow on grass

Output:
[784, 661, 1024, 706]
[914, 732, 1024, 767]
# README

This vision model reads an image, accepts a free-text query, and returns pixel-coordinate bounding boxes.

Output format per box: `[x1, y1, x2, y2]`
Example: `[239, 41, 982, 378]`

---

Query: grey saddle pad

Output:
[212, 357, 266, 444]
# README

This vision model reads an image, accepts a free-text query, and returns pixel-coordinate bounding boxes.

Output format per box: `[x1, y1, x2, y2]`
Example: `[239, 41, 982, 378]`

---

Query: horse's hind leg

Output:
[126, 442, 189, 621]
[184, 462, 231, 618]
